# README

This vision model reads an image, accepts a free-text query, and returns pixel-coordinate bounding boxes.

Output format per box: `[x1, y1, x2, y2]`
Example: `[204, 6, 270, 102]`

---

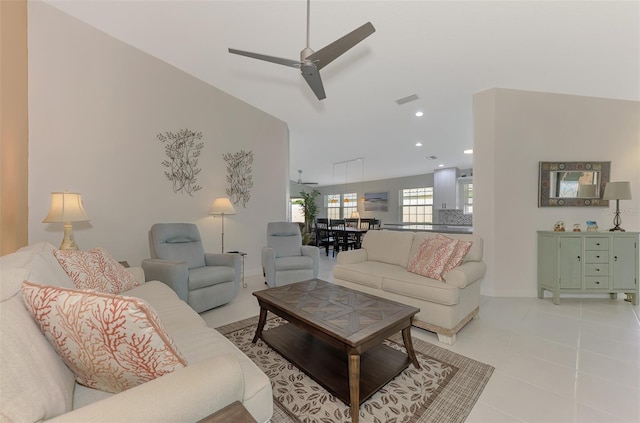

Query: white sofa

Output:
[0, 242, 272, 423]
[333, 230, 486, 345]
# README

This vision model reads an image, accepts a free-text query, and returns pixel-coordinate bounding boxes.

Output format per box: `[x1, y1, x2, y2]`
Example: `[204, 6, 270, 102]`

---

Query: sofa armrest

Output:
[204, 253, 240, 269]
[443, 261, 487, 289]
[261, 247, 275, 285]
[336, 249, 368, 265]
[301, 245, 320, 278]
[141, 259, 189, 302]
[47, 354, 245, 423]
[127, 267, 145, 285]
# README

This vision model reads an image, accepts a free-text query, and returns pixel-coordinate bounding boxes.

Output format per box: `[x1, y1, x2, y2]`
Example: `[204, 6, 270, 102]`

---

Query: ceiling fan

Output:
[296, 170, 318, 186]
[228, 0, 375, 100]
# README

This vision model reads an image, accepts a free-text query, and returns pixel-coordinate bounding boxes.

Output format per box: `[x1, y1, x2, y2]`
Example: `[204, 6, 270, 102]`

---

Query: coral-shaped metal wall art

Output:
[158, 129, 204, 196]
[223, 150, 253, 207]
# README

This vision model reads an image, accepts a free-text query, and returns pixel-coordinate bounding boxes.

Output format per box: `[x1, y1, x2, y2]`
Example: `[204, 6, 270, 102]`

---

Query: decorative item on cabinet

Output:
[553, 221, 565, 232]
[586, 221, 598, 232]
[572, 224, 581, 232]
[537, 231, 639, 305]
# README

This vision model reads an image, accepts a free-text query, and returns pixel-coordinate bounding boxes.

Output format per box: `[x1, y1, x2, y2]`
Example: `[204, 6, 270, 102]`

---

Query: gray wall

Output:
[28, 2, 290, 275]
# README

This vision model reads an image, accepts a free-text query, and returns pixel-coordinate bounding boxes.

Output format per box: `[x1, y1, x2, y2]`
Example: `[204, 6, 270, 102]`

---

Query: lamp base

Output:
[58, 223, 80, 250]
[608, 226, 626, 232]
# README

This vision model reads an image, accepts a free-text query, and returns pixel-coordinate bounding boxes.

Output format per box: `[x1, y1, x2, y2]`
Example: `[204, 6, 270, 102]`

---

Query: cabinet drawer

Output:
[585, 263, 609, 276]
[585, 276, 610, 289]
[585, 237, 609, 251]
[585, 251, 608, 263]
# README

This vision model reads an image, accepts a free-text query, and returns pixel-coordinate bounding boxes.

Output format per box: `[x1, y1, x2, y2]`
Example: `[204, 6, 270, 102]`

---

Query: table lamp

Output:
[602, 181, 632, 232]
[209, 197, 236, 252]
[42, 191, 90, 250]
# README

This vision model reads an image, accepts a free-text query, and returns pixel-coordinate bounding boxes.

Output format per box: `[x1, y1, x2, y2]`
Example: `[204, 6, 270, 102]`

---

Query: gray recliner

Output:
[142, 223, 241, 313]
[262, 222, 320, 287]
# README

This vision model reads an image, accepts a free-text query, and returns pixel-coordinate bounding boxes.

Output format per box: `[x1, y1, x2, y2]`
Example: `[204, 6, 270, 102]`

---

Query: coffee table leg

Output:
[401, 327, 420, 369]
[252, 307, 268, 343]
[348, 352, 360, 423]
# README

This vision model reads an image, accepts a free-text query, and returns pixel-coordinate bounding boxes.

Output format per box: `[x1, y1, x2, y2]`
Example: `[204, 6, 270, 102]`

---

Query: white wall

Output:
[28, 2, 290, 274]
[474, 88, 640, 297]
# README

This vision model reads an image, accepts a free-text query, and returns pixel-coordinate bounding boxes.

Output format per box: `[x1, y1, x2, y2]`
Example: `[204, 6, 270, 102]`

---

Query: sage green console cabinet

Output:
[537, 231, 639, 305]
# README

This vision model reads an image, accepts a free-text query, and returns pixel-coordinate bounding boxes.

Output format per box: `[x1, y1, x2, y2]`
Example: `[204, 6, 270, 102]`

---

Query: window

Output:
[290, 198, 305, 223]
[462, 183, 473, 214]
[326, 194, 341, 219]
[343, 193, 357, 218]
[401, 187, 433, 223]
[325, 193, 357, 219]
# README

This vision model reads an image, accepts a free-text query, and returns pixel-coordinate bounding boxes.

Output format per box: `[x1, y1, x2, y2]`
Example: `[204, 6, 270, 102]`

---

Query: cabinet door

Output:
[559, 237, 582, 289]
[612, 237, 638, 289]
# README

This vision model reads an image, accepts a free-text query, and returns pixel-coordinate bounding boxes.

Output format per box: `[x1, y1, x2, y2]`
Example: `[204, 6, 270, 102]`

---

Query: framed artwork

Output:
[364, 192, 388, 211]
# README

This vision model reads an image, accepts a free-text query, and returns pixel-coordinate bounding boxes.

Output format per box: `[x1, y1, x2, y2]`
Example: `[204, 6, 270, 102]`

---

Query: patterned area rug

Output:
[216, 316, 493, 423]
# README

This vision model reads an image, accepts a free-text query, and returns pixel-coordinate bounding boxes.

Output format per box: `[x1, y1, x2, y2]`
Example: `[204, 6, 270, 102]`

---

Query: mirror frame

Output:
[538, 161, 610, 207]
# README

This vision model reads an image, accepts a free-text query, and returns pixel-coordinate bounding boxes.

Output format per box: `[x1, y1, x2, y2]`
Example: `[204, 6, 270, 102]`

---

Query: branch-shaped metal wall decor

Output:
[223, 150, 253, 207]
[158, 129, 204, 196]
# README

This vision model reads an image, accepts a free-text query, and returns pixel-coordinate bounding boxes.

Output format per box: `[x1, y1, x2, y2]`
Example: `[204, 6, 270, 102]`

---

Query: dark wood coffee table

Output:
[252, 279, 420, 423]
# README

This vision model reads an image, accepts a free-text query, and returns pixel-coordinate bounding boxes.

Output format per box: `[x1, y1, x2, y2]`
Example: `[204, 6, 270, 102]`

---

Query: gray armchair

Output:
[262, 222, 320, 287]
[142, 223, 241, 312]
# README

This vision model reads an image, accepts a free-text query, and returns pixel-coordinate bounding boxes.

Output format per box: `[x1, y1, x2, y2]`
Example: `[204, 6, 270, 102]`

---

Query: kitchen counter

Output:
[383, 223, 473, 234]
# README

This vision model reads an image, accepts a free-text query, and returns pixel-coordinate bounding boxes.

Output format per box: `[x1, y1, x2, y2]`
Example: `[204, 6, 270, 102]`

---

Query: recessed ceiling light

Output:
[463, 149, 473, 154]
[415, 111, 424, 117]
[415, 142, 422, 147]
[438, 164, 444, 167]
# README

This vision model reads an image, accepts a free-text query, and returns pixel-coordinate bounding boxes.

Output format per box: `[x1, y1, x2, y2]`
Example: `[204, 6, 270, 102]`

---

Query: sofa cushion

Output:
[0, 243, 74, 294]
[411, 232, 483, 263]
[381, 270, 460, 305]
[275, 255, 314, 271]
[361, 230, 415, 267]
[333, 261, 391, 289]
[407, 235, 458, 280]
[1, 270, 75, 423]
[22, 282, 187, 394]
[54, 247, 140, 294]
[443, 237, 473, 274]
[188, 265, 236, 290]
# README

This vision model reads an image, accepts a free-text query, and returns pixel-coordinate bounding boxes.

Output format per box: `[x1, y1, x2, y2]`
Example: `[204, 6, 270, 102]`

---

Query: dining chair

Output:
[314, 218, 336, 256]
[330, 219, 356, 253]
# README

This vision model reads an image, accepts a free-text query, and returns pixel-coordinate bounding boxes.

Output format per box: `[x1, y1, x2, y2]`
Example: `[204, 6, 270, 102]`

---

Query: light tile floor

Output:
[201, 254, 640, 423]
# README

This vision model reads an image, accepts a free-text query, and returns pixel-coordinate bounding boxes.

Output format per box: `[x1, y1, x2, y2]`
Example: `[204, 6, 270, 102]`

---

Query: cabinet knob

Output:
[596, 243, 600, 246]
[577, 256, 581, 262]
[596, 255, 600, 259]
[595, 281, 600, 285]
[614, 256, 618, 261]
[595, 268, 600, 272]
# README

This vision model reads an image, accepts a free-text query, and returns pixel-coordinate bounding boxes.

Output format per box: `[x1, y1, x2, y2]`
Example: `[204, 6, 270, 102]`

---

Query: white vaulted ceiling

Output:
[43, 0, 639, 186]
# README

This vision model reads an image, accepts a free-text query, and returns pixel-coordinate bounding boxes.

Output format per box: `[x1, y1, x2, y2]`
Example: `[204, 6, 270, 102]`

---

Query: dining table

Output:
[329, 226, 369, 251]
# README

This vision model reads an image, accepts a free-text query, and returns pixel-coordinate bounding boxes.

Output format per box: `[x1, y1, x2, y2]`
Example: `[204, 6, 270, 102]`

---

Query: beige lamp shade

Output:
[577, 184, 597, 198]
[209, 197, 236, 215]
[43, 192, 90, 223]
[43, 191, 90, 250]
[602, 181, 632, 200]
[350, 211, 360, 219]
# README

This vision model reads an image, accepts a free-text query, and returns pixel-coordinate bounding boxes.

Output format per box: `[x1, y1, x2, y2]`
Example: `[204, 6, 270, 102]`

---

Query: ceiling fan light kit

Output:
[228, 0, 375, 100]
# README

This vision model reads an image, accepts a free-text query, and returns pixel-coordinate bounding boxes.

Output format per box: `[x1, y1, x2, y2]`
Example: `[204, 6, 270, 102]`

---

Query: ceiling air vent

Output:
[395, 94, 419, 105]
[425, 155, 438, 160]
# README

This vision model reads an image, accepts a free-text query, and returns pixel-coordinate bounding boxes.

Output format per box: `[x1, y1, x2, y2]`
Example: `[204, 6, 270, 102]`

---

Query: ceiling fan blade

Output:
[307, 22, 375, 70]
[228, 48, 302, 68]
[300, 63, 326, 100]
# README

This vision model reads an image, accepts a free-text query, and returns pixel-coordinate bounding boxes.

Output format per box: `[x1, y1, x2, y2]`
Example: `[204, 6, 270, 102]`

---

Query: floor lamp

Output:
[209, 197, 236, 252]
[42, 191, 90, 250]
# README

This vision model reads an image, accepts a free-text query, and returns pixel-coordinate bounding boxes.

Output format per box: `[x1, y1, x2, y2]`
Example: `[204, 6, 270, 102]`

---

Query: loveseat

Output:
[333, 230, 486, 345]
[0, 242, 272, 422]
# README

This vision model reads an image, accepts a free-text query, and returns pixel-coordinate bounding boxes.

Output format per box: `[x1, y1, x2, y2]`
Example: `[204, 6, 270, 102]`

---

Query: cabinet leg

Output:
[625, 293, 638, 305]
[610, 293, 617, 299]
[553, 291, 560, 305]
[538, 286, 544, 299]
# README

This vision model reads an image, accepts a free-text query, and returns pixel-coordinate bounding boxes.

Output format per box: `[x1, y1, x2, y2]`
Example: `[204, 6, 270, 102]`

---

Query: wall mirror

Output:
[538, 161, 610, 207]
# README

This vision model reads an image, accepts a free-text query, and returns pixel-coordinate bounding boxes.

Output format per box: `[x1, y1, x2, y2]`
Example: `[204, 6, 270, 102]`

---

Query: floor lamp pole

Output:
[221, 214, 226, 253]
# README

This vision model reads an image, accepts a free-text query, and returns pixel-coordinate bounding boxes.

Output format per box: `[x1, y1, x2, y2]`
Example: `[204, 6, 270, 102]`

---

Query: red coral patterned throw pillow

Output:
[407, 235, 458, 281]
[54, 247, 140, 294]
[442, 236, 473, 275]
[21, 281, 187, 394]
